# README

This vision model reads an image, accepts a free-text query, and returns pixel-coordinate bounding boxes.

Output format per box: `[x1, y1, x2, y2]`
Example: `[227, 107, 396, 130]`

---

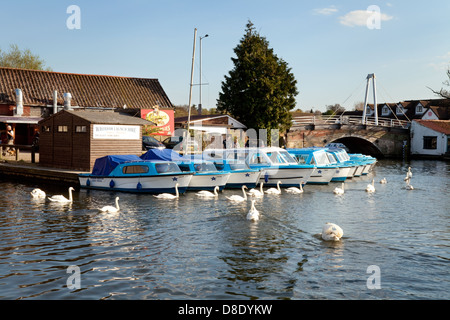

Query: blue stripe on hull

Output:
[187, 185, 226, 191]
[80, 186, 188, 194]
[225, 183, 258, 189]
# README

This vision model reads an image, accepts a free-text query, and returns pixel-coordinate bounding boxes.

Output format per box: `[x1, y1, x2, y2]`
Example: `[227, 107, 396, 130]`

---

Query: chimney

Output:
[15, 88, 24, 116]
[63, 92, 72, 110]
[53, 90, 58, 114]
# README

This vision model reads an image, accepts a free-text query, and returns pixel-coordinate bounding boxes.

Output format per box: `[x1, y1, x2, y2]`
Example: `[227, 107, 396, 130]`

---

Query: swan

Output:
[333, 183, 345, 195]
[246, 200, 260, 221]
[365, 179, 375, 193]
[264, 181, 282, 194]
[247, 182, 264, 197]
[48, 187, 74, 203]
[226, 185, 248, 202]
[379, 178, 387, 184]
[286, 182, 304, 194]
[196, 186, 219, 198]
[404, 167, 412, 181]
[99, 197, 120, 213]
[154, 183, 179, 199]
[31, 188, 46, 199]
[321, 222, 344, 241]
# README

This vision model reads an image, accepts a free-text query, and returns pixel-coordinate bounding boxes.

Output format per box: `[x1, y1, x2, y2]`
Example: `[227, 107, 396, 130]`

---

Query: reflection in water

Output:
[0, 160, 449, 299]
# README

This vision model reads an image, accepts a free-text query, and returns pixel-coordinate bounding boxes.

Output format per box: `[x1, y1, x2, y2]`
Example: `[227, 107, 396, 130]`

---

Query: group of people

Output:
[1, 125, 15, 156]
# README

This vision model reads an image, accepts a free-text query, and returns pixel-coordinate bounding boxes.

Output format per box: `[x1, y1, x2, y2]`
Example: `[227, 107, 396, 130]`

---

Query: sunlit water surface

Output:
[0, 159, 448, 300]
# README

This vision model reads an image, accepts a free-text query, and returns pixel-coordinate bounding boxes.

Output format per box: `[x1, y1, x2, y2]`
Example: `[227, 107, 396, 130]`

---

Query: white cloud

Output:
[339, 9, 393, 27]
[313, 6, 338, 16]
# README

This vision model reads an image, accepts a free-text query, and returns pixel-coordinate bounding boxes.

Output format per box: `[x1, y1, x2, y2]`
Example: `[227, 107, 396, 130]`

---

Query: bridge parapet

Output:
[292, 115, 409, 129]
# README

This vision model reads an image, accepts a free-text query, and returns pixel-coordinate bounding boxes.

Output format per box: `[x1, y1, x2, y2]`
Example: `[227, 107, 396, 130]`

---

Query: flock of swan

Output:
[29, 167, 415, 242]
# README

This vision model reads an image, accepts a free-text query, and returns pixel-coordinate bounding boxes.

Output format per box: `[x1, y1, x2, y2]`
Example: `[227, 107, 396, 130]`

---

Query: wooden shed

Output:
[38, 109, 153, 171]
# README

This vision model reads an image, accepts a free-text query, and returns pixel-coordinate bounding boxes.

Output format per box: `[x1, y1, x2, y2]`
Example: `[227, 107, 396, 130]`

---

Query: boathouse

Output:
[38, 109, 153, 171]
[0, 67, 174, 146]
[410, 119, 450, 159]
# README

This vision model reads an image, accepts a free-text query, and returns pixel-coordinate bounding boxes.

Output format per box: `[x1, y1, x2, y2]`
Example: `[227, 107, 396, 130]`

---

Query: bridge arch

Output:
[329, 136, 384, 158]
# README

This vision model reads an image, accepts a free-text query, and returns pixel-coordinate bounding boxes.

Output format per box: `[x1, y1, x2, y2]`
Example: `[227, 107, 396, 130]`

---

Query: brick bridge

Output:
[286, 115, 410, 158]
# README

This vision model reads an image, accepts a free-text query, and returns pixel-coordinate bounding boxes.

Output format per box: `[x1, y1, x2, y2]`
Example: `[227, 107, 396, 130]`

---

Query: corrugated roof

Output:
[0, 67, 173, 109]
[414, 120, 450, 135]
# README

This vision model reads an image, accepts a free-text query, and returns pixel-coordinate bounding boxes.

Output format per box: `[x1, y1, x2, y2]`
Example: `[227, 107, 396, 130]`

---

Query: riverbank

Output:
[0, 151, 86, 187]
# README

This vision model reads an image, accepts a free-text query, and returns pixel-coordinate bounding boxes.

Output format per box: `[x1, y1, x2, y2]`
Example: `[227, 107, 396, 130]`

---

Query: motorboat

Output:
[216, 147, 315, 187]
[78, 154, 193, 193]
[201, 150, 262, 189]
[142, 149, 230, 191]
[287, 148, 337, 184]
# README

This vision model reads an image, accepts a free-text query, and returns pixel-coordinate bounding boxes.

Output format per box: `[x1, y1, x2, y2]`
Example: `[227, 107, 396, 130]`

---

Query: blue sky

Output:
[1, 1, 449, 112]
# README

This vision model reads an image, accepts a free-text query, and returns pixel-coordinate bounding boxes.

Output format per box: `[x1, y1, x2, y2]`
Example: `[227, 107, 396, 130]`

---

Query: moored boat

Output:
[79, 155, 193, 193]
[287, 148, 337, 184]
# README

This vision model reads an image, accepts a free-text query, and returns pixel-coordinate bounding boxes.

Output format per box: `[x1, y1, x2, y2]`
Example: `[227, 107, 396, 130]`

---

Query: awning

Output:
[190, 125, 228, 134]
[0, 116, 42, 124]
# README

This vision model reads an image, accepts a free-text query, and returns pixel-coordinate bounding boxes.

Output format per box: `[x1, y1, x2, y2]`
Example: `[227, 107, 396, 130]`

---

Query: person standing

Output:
[3, 125, 15, 156]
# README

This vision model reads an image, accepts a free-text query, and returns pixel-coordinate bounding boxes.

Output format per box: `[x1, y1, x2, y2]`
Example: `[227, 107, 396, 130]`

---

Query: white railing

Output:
[292, 115, 410, 128]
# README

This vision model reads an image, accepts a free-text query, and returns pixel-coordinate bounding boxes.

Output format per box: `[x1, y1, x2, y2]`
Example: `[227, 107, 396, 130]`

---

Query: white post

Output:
[372, 74, 378, 125]
[362, 74, 371, 125]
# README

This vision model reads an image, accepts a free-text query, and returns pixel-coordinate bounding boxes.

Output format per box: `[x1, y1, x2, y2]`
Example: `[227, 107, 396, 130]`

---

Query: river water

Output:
[0, 159, 448, 300]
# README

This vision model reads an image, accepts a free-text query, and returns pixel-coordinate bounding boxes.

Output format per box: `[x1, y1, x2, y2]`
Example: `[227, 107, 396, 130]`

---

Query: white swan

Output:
[247, 182, 264, 197]
[265, 181, 282, 194]
[48, 187, 74, 203]
[154, 183, 179, 199]
[31, 188, 46, 199]
[196, 186, 219, 198]
[379, 178, 387, 184]
[404, 167, 412, 181]
[333, 183, 345, 195]
[365, 179, 375, 193]
[321, 222, 344, 241]
[246, 200, 260, 221]
[226, 185, 248, 202]
[405, 178, 414, 190]
[99, 196, 120, 213]
[286, 182, 304, 194]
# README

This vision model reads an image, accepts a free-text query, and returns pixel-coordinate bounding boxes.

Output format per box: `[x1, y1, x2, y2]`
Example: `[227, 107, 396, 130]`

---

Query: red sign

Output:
[141, 109, 174, 136]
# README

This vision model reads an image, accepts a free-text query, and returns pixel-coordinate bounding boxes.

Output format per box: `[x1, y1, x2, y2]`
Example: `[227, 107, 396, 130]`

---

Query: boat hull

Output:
[305, 166, 336, 184]
[225, 170, 262, 189]
[79, 173, 193, 193]
[331, 167, 352, 182]
[258, 167, 315, 187]
[187, 173, 230, 191]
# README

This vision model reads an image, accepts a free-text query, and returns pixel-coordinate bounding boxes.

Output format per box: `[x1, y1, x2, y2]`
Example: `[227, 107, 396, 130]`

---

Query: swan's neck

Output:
[242, 187, 247, 199]
[175, 185, 179, 197]
[116, 198, 120, 209]
[214, 187, 218, 196]
[68, 189, 73, 201]
[260, 183, 263, 192]
[277, 182, 281, 191]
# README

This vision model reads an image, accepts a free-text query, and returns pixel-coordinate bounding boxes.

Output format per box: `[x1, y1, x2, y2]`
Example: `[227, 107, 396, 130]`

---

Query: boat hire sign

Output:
[141, 108, 174, 136]
[93, 125, 140, 140]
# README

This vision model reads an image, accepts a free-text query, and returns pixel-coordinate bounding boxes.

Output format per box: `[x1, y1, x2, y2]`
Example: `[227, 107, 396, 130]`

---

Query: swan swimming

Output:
[333, 183, 345, 195]
[226, 185, 248, 202]
[196, 186, 219, 198]
[321, 222, 344, 241]
[247, 183, 264, 197]
[31, 188, 46, 199]
[154, 183, 179, 199]
[99, 197, 120, 213]
[286, 182, 304, 194]
[48, 187, 74, 203]
[379, 178, 387, 184]
[264, 181, 282, 194]
[246, 200, 260, 221]
[365, 179, 376, 193]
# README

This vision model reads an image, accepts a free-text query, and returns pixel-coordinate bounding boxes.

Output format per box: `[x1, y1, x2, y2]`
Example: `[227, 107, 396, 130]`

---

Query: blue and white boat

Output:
[287, 148, 338, 184]
[201, 150, 262, 189]
[348, 153, 377, 175]
[78, 154, 193, 193]
[142, 149, 230, 191]
[216, 147, 315, 187]
[324, 148, 356, 181]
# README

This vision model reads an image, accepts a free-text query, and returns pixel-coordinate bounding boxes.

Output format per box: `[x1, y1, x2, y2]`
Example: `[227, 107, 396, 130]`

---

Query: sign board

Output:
[141, 108, 174, 136]
[93, 125, 140, 140]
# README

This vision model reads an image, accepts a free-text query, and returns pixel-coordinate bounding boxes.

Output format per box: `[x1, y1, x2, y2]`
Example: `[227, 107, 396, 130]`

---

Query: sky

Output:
[1, 0, 449, 112]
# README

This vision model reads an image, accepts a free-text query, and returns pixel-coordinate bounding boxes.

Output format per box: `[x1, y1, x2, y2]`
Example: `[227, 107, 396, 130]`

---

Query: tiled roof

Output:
[414, 120, 450, 135]
[0, 67, 173, 109]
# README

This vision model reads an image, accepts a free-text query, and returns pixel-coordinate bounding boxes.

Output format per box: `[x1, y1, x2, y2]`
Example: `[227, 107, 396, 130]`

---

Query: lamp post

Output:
[199, 34, 209, 115]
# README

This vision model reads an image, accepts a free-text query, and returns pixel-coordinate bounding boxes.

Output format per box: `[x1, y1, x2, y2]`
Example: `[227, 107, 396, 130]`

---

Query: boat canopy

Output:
[92, 155, 143, 176]
[140, 149, 189, 162]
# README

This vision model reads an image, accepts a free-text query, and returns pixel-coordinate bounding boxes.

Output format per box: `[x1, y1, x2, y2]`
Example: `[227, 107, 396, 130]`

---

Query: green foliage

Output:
[217, 21, 298, 133]
[0, 44, 52, 71]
